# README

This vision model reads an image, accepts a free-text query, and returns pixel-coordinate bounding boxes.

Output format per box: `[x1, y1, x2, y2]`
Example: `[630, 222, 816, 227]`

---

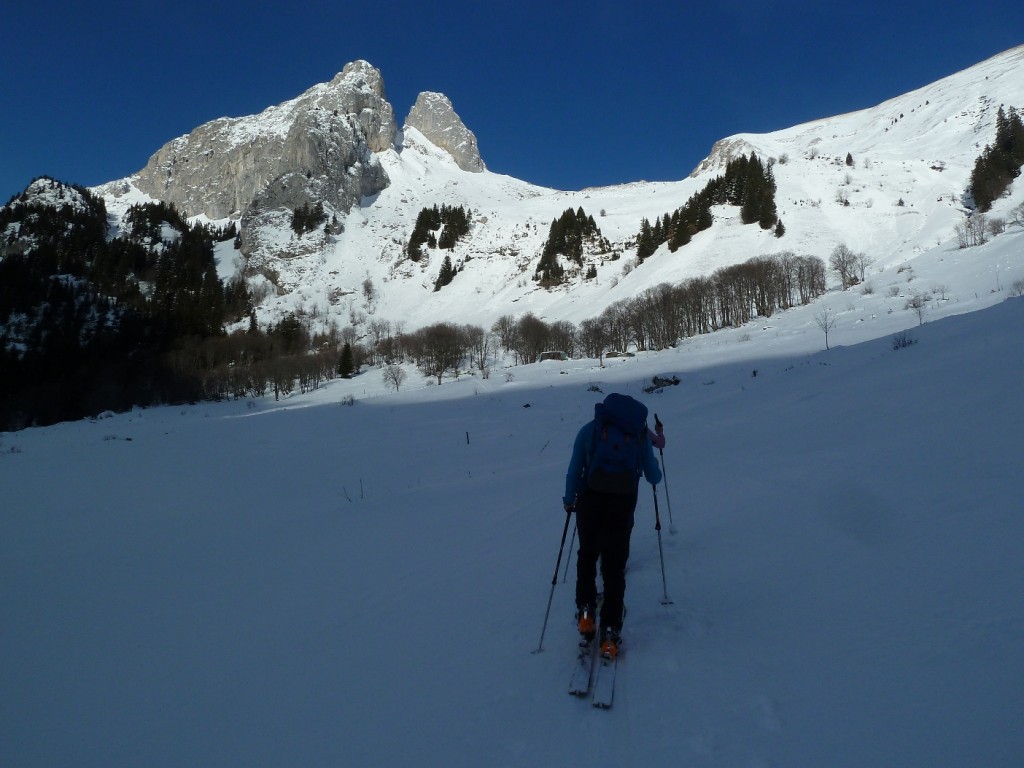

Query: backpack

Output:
[586, 393, 648, 496]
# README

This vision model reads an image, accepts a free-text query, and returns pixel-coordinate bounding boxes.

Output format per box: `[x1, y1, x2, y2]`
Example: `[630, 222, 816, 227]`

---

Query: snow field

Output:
[3, 284, 1022, 766]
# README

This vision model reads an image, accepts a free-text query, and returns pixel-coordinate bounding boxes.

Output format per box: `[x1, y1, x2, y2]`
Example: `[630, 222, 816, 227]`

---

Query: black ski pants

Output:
[574, 487, 636, 632]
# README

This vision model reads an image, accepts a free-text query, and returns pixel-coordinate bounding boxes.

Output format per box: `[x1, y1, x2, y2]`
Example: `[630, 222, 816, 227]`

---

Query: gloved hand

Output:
[563, 502, 575, 514]
[651, 414, 666, 450]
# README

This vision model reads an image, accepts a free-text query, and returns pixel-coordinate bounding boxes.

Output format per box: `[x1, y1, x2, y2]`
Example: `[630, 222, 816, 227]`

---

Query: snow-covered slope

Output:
[3, 281, 1021, 767]
[95, 44, 1024, 335]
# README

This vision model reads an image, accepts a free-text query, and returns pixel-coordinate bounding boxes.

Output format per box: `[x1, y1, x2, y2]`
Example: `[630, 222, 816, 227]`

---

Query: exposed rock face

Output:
[133, 61, 397, 221]
[689, 137, 759, 178]
[404, 92, 485, 172]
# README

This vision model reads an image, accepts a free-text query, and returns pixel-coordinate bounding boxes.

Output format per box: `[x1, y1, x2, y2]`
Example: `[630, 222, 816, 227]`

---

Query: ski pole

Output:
[652, 484, 673, 605]
[561, 523, 577, 583]
[654, 413, 676, 535]
[534, 508, 573, 654]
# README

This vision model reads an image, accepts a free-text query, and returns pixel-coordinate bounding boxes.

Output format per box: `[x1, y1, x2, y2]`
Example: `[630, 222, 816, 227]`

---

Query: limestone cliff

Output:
[404, 92, 485, 173]
[132, 61, 396, 221]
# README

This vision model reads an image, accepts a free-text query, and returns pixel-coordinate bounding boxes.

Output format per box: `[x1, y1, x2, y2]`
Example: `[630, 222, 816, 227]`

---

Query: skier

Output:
[563, 393, 663, 659]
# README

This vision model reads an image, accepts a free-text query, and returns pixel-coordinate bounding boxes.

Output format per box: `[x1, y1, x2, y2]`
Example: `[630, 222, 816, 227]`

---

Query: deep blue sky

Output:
[1, 1, 1020, 202]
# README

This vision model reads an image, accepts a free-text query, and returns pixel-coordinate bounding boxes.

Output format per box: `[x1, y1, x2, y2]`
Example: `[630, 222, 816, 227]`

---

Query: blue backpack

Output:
[586, 393, 648, 496]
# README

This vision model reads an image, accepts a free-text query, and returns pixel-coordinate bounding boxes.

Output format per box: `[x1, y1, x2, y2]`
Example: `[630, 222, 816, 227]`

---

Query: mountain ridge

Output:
[3, 46, 1023, 431]
[80, 44, 1024, 332]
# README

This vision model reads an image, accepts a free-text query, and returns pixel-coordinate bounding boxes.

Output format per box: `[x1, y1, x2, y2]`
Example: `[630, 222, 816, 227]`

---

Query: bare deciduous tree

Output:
[814, 307, 837, 350]
[463, 324, 495, 377]
[954, 213, 988, 248]
[362, 278, 376, 303]
[1009, 201, 1024, 228]
[829, 244, 859, 289]
[547, 320, 578, 359]
[491, 315, 518, 354]
[408, 322, 466, 384]
[578, 318, 610, 363]
[904, 292, 932, 325]
[512, 313, 551, 365]
[382, 364, 406, 392]
[854, 252, 875, 283]
[367, 318, 392, 365]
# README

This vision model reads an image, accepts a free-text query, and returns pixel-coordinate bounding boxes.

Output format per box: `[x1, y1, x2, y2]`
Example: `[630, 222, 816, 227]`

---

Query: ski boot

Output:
[576, 604, 596, 641]
[600, 626, 621, 660]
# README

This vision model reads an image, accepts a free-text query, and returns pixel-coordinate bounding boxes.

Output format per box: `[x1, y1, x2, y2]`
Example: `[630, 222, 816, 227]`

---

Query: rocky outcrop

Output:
[404, 92, 485, 172]
[689, 137, 759, 178]
[132, 61, 397, 221]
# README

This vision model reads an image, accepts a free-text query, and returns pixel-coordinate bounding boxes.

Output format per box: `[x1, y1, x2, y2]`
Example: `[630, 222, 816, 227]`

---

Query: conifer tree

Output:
[434, 254, 456, 291]
[646, 152, 777, 253]
[970, 106, 1024, 211]
[651, 216, 663, 245]
[636, 218, 657, 262]
[537, 207, 604, 281]
[338, 342, 354, 378]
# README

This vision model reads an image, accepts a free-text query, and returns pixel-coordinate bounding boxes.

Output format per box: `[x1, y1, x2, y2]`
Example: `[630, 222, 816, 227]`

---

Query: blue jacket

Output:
[563, 420, 662, 505]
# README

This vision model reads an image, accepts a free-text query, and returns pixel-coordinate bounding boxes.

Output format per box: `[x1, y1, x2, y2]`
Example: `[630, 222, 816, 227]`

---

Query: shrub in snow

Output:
[892, 332, 917, 350]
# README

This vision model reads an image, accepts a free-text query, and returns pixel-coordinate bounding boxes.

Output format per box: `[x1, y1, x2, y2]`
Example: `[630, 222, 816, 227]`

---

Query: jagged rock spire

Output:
[404, 92, 485, 173]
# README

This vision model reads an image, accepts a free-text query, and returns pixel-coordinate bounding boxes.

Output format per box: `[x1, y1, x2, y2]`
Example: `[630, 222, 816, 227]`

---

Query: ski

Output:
[591, 649, 618, 709]
[568, 636, 597, 696]
[569, 594, 602, 697]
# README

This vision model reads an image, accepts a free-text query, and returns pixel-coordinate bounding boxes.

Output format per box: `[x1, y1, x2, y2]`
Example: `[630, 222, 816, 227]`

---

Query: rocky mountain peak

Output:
[129, 61, 398, 222]
[318, 60, 396, 153]
[404, 92, 485, 172]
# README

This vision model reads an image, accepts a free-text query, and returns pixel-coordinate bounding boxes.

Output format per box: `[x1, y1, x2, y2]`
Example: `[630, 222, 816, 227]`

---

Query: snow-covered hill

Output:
[3, 273, 1021, 767]
[98, 45, 1024, 337]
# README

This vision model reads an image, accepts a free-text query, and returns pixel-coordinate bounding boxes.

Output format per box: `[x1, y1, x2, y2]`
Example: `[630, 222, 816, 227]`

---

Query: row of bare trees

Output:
[208, 250, 830, 395]
[581, 252, 827, 353]
[165, 320, 364, 401]
[359, 251, 831, 384]
[402, 322, 497, 383]
[954, 212, 992, 249]
[491, 314, 577, 365]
